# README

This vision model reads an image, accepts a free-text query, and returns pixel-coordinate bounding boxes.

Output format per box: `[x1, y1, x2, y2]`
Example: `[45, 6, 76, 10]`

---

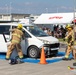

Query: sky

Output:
[0, 0, 76, 14]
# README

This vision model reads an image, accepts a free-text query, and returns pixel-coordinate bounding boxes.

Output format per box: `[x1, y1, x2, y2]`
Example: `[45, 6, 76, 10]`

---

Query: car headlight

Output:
[39, 39, 50, 44]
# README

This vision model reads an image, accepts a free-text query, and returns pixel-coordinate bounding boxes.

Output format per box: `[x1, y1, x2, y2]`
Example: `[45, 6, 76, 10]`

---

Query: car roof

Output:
[0, 23, 18, 26]
[0, 23, 34, 26]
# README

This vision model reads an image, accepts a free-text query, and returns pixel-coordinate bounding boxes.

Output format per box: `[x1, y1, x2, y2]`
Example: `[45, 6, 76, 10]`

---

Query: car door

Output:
[0, 25, 10, 52]
[21, 30, 31, 55]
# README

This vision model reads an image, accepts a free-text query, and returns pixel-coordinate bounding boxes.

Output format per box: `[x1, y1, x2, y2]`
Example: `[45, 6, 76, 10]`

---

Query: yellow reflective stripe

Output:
[74, 42, 76, 45]
[65, 55, 69, 58]
[12, 34, 21, 38]
[72, 33, 74, 41]
[6, 56, 10, 59]
[12, 40, 19, 43]
[19, 56, 23, 59]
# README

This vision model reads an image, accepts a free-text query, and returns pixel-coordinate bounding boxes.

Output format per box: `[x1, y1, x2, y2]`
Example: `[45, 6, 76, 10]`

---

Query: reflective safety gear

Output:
[6, 28, 24, 60]
[6, 43, 24, 59]
[19, 56, 23, 59]
[64, 29, 74, 60]
[65, 30, 74, 46]
[11, 40, 20, 44]
[11, 28, 24, 44]
[65, 55, 69, 58]
[17, 24, 23, 29]
[12, 34, 21, 38]
[6, 56, 10, 59]
[6, 56, 10, 60]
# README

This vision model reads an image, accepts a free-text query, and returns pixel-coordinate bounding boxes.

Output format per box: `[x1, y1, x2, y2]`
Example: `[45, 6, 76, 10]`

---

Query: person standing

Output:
[62, 24, 74, 60]
[6, 24, 25, 60]
[47, 28, 52, 36]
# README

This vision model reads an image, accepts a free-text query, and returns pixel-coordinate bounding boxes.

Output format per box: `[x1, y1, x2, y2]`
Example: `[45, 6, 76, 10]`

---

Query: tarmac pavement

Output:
[0, 44, 75, 75]
[0, 58, 75, 75]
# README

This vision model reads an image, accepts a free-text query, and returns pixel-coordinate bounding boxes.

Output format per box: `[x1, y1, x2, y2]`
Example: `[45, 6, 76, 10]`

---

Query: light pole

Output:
[10, 2, 12, 21]
[73, 0, 76, 26]
[5, 4, 8, 20]
[57, 7, 59, 13]
[46, 8, 48, 13]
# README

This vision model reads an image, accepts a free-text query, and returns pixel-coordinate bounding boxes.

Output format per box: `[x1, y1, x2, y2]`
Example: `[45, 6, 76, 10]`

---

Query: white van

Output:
[0, 22, 60, 58]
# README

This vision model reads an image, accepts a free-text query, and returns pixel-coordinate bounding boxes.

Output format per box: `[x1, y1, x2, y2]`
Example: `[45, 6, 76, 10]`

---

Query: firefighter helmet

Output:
[17, 24, 23, 29]
[66, 24, 71, 28]
[66, 24, 72, 30]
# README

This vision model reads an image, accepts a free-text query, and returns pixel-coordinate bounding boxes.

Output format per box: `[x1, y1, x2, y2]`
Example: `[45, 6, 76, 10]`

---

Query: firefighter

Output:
[6, 24, 25, 60]
[62, 24, 74, 60]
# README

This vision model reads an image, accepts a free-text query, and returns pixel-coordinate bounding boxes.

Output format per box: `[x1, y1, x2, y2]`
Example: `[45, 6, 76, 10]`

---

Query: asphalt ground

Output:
[0, 44, 76, 75]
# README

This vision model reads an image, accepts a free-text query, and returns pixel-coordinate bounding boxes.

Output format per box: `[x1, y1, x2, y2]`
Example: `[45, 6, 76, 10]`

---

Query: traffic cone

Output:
[39, 46, 48, 64]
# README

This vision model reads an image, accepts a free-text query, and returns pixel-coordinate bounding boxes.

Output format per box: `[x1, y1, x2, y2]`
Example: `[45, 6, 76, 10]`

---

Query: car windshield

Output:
[24, 26, 48, 37]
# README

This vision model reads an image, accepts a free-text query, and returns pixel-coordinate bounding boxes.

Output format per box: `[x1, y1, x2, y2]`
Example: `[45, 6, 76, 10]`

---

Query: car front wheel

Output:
[28, 46, 39, 58]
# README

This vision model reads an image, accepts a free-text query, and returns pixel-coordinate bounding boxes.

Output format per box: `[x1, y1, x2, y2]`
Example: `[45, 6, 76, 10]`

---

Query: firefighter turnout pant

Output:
[65, 45, 73, 58]
[72, 45, 76, 60]
[6, 43, 23, 59]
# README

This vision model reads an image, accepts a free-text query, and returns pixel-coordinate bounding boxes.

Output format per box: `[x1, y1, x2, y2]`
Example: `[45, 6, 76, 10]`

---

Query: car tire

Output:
[28, 46, 39, 58]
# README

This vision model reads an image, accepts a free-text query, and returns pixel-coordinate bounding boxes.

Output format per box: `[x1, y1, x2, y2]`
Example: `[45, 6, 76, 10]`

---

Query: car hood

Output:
[37, 36, 59, 44]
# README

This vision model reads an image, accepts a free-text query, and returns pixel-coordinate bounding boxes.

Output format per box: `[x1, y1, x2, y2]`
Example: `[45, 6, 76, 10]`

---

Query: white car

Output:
[0, 23, 60, 58]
